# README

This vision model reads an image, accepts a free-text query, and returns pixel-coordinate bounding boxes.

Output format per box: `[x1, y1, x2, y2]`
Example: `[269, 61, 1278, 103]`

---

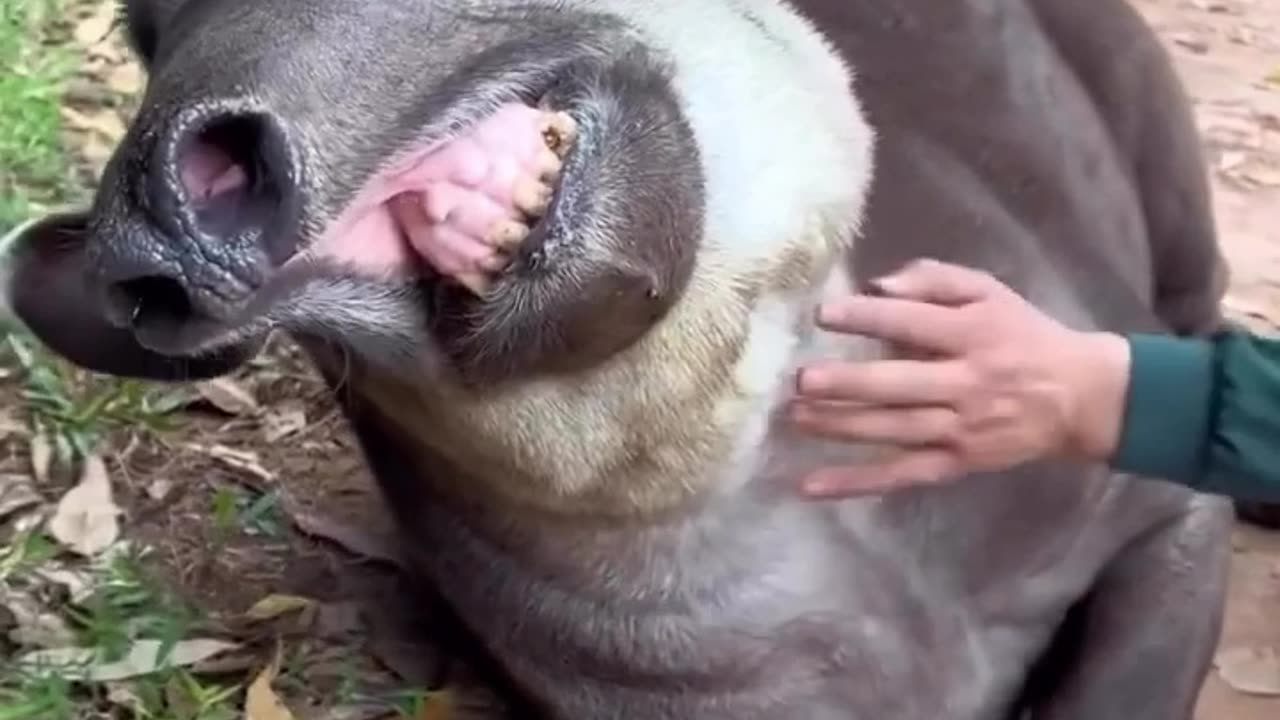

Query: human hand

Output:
[789, 259, 1131, 498]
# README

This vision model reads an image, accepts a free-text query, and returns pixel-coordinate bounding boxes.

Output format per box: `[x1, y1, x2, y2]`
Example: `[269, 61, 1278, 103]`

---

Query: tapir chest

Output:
[394, 475, 1113, 720]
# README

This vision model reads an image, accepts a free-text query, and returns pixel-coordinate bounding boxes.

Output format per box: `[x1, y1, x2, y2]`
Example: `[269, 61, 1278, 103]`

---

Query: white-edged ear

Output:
[0, 215, 43, 332]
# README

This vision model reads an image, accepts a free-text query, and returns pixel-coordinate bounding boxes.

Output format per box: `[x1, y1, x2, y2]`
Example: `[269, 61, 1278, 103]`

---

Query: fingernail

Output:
[794, 368, 823, 394]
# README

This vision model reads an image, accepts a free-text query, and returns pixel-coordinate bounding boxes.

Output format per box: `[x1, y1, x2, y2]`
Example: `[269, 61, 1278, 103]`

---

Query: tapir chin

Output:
[0, 1, 1238, 718]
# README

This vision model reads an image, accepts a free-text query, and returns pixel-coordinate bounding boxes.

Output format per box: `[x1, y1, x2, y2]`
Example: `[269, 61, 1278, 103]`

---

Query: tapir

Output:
[0, 1, 1238, 718]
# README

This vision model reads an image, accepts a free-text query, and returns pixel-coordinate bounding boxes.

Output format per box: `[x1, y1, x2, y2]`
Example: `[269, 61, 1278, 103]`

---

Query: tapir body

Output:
[1, 1, 1235, 718]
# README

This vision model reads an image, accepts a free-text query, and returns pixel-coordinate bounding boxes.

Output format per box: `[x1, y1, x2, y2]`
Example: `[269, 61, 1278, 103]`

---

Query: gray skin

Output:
[0, 1, 1239, 718]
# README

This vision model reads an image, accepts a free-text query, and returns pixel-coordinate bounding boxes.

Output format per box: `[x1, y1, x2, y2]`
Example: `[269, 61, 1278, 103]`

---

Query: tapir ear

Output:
[0, 211, 260, 381]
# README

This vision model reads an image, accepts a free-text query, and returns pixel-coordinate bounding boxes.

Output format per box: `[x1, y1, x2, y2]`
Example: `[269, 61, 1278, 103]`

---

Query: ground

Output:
[0, 0, 1277, 718]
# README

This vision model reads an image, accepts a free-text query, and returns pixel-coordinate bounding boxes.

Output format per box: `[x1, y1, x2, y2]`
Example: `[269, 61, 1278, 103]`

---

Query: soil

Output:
[3, 0, 1278, 717]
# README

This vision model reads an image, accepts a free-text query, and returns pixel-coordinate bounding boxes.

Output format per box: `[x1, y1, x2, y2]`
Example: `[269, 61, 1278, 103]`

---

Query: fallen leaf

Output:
[199, 444, 276, 482]
[244, 593, 316, 622]
[245, 642, 297, 720]
[29, 434, 52, 485]
[72, 5, 115, 47]
[105, 683, 149, 716]
[196, 378, 260, 416]
[0, 474, 42, 522]
[1, 588, 76, 648]
[34, 566, 95, 604]
[262, 403, 307, 443]
[16, 638, 240, 682]
[106, 63, 144, 95]
[146, 478, 174, 501]
[190, 649, 261, 675]
[47, 454, 122, 557]
[104, 681, 149, 712]
[0, 409, 28, 439]
[1171, 32, 1210, 53]
[1215, 646, 1280, 696]
[60, 105, 128, 144]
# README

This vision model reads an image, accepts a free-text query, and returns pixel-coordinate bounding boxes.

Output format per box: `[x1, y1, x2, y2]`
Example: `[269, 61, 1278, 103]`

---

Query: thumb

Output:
[872, 259, 1002, 307]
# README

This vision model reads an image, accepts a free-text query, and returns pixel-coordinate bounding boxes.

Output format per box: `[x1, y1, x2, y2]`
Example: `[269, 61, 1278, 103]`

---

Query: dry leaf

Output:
[47, 454, 121, 557]
[0, 409, 28, 439]
[245, 643, 297, 720]
[197, 378, 260, 416]
[60, 106, 128, 143]
[0, 474, 42, 522]
[29, 434, 52, 485]
[262, 403, 307, 443]
[2, 588, 76, 648]
[244, 594, 316, 622]
[72, 6, 115, 46]
[34, 566, 95, 604]
[146, 478, 174, 501]
[106, 63, 144, 95]
[1215, 646, 1280, 696]
[105, 683, 149, 715]
[17, 638, 240, 682]
[1171, 32, 1210, 53]
[200, 444, 276, 482]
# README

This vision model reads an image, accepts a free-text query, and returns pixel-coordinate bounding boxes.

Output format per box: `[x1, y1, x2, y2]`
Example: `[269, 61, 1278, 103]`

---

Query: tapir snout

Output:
[88, 104, 301, 337]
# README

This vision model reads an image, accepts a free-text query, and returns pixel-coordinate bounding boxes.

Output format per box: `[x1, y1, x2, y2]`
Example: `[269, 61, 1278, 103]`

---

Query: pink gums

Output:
[303, 103, 553, 276]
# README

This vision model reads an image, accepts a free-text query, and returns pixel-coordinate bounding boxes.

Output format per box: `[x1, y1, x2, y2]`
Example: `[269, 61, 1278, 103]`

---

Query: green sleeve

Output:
[1111, 329, 1280, 501]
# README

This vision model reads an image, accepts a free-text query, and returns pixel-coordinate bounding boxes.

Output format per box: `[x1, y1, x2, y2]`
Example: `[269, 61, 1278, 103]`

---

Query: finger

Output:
[816, 295, 968, 354]
[798, 449, 960, 499]
[795, 358, 973, 405]
[789, 401, 959, 446]
[872, 258, 1004, 306]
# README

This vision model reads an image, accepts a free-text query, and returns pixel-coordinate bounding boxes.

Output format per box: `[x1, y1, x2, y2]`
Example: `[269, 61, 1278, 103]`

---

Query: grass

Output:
[0, 0, 78, 230]
[0, 3, 240, 718]
[0, 0, 189, 469]
[0, 6, 428, 717]
[0, 543, 236, 720]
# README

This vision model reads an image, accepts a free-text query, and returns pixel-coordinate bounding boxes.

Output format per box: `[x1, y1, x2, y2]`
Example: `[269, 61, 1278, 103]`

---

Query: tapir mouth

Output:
[129, 94, 581, 356]
[290, 97, 578, 288]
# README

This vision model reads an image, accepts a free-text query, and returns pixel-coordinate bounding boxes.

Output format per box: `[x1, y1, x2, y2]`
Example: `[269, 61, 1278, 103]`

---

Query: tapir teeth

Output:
[454, 272, 491, 296]
[514, 178, 553, 218]
[539, 111, 577, 159]
[535, 148, 563, 183]
[487, 219, 530, 251]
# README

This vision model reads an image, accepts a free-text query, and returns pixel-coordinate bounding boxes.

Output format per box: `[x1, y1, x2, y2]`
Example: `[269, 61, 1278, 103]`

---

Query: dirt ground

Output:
[1128, 0, 1280, 718]
[2, 0, 1278, 717]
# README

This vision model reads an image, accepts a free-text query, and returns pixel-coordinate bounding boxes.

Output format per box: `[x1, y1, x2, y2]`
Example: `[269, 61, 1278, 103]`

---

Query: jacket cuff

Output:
[1110, 333, 1215, 485]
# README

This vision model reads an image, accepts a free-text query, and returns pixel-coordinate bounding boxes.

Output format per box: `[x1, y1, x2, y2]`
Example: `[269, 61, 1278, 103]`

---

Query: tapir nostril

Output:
[105, 275, 195, 330]
[175, 114, 289, 256]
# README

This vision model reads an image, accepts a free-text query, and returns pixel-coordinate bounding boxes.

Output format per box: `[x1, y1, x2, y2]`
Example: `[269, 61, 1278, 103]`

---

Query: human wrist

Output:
[1064, 331, 1132, 462]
